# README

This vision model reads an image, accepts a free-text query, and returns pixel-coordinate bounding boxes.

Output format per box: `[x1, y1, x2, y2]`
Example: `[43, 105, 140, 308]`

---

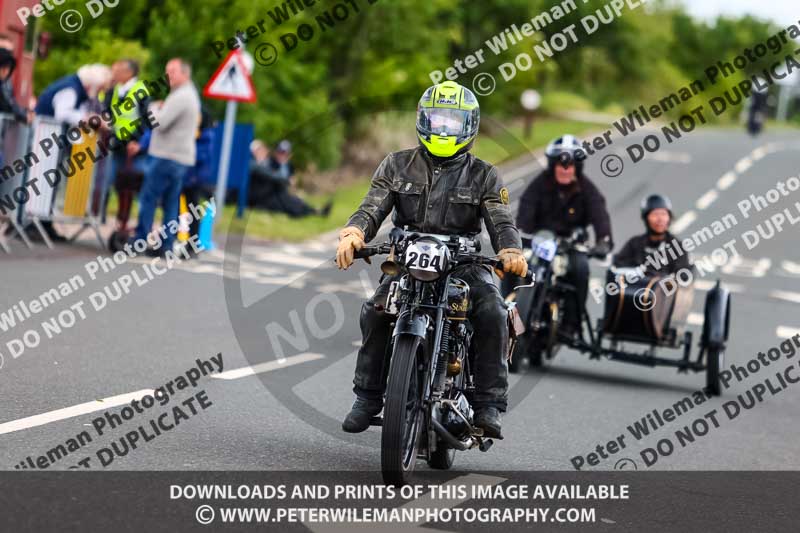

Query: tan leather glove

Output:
[336, 226, 365, 270]
[498, 248, 528, 277]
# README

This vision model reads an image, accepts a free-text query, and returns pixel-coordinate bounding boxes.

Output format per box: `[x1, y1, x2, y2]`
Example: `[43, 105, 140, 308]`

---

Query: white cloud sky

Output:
[682, 0, 798, 26]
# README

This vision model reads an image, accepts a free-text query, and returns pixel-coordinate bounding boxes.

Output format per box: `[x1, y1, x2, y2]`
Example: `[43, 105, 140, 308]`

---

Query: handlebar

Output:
[354, 245, 534, 283]
[354, 245, 388, 259]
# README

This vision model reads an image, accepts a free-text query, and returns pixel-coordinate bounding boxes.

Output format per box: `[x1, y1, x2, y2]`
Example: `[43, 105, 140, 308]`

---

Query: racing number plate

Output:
[405, 241, 448, 273]
[533, 239, 557, 262]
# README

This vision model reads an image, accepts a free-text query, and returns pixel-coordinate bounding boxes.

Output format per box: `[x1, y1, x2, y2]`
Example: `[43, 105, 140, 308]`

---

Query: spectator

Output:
[248, 139, 331, 218]
[34, 63, 112, 241]
[103, 59, 149, 220]
[0, 48, 28, 123]
[129, 58, 200, 257]
[35, 63, 111, 125]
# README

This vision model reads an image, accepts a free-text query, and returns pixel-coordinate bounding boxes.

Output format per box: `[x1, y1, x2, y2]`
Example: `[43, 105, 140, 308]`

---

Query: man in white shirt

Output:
[129, 58, 201, 256]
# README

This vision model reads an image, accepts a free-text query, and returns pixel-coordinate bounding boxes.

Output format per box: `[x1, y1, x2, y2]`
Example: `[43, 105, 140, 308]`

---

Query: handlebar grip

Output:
[354, 247, 377, 259]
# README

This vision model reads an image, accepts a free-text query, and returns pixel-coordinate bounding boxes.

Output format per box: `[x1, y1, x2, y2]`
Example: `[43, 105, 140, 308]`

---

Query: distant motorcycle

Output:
[747, 90, 768, 136]
[507, 230, 729, 395]
[747, 108, 765, 136]
[352, 228, 532, 486]
[507, 229, 602, 371]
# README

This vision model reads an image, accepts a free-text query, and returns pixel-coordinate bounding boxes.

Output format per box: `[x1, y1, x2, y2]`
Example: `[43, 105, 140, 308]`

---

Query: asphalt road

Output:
[1, 125, 799, 475]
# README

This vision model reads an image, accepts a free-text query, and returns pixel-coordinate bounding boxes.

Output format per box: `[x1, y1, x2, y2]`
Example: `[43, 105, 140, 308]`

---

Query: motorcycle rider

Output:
[613, 194, 693, 275]
[512, 135, 613, 336]
[747, 77, 768, 136]
[335, 81, 528, 439]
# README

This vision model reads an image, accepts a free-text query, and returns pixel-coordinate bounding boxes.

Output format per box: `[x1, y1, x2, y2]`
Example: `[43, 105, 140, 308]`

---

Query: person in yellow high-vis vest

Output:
[103, 59, 153, 220]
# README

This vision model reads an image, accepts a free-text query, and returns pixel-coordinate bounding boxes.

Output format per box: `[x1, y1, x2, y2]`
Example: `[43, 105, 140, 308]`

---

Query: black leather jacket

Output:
[347, 147, 522, 252]
[613, 232, 693, 275]
[516, 170, 612, 246]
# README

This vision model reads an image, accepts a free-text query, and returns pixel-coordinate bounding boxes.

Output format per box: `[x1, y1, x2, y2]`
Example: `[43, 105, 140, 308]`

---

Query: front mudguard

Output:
[392, 311, 430, 340]
[702, 281, 730, 349]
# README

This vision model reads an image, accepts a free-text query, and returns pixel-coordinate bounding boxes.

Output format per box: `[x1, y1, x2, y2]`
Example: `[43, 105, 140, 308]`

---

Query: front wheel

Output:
[427, 442, 455, 470]
[706, 346, 724, 396]
[382, 335, 425, 486]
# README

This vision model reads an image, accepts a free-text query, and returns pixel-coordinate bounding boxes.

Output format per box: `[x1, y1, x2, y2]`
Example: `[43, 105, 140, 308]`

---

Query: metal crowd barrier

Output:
[45, 118, 111, 249]
[0, 112, 112, 253]
[0, 112, 33, 252]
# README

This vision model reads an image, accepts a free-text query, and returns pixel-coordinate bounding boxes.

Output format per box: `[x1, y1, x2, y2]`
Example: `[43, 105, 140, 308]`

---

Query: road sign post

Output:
[202, 49, 257, 228]
[520, 89, 541, 139]
[215, 101, 237, 217]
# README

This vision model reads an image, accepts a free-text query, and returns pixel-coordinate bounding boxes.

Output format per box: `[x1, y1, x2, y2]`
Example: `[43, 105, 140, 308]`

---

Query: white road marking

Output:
[688, 312, 704, 326]
[735, 157, 753, 174]
[211, 352, 325, 380]
[777, 327, 800, 339]
[721, 256, 771, 278]
[780, 260, 800, 276]
[0, 390, 154, 436]
[182, 263, 224, 274]
[695, 190, 719, 210]
[304, 240, 331, 252]
[717, 171, 737, 190]
[751, 147, 767, 161]
[770, 290, 800, 304]
[248, 276, 308, 287]
[693, 280, 744, 293]
[249, 251, 329, 269]
[671, 211, 697, 233]
[649, 151, 692, 164]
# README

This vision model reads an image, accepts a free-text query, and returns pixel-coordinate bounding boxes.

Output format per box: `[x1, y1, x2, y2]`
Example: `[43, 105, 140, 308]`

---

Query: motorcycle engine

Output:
[442, 393, 474, 439]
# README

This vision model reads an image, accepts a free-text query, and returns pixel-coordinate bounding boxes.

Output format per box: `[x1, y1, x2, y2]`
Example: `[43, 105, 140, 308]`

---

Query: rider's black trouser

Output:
[352, 265, 509, 411]
[561, 250, 589, 328]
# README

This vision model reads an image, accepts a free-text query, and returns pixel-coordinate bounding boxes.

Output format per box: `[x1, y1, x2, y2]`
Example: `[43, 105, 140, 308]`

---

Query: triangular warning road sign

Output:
[203, 50, 257, 103]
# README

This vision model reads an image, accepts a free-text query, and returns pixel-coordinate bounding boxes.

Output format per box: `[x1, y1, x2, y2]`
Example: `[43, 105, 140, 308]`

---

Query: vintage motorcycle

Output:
[507, 228, 603, 371]
[353, 227, 532, 486]
[508, 229, 729, 395]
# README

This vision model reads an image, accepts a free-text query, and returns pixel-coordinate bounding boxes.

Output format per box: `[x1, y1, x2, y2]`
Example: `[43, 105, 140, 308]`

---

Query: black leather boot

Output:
[474, 407, 503, 439]
[342, 397, 383, 433]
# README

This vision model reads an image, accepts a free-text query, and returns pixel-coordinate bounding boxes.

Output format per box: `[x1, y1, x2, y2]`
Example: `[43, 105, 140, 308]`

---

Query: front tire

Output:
[427, 443, 455, 470]
[382, 335, 425, 486]
[706, 347, 724, 396]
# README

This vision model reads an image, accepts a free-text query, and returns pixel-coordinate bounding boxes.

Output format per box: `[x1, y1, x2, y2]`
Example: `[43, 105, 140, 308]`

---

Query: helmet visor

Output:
[417, 108, 474, 138]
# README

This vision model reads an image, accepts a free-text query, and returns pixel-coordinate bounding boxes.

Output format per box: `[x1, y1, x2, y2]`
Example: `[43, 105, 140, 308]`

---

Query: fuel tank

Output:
[446, 278, 470, 320]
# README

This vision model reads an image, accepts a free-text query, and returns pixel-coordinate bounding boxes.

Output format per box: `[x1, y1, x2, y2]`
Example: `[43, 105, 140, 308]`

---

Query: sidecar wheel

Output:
[706, 347, 724, 396]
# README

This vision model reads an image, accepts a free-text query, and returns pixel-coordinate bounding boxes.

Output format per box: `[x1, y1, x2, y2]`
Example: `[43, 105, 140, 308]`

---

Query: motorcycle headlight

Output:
[404, 238, 450, 282]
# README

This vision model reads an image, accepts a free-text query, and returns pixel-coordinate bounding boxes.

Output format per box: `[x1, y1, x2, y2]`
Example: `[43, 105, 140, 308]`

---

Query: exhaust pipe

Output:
[431, 418, 469, 451]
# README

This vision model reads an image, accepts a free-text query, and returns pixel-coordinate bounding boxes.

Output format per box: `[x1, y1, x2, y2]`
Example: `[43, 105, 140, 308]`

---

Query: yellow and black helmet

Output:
[416, 81, 480, 158]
